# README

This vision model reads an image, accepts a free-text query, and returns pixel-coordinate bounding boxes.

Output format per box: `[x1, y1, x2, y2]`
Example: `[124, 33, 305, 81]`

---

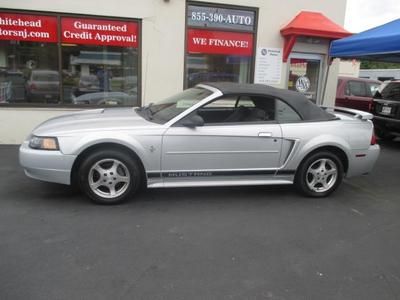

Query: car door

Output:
[161, 95, 283, 183]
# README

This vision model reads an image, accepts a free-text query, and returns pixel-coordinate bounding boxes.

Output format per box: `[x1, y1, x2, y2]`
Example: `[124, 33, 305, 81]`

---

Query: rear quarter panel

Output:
[280, 119, 373, 171]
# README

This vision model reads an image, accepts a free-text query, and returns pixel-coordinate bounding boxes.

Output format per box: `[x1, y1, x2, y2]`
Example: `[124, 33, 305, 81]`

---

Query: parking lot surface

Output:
[1, 140, 400, 300]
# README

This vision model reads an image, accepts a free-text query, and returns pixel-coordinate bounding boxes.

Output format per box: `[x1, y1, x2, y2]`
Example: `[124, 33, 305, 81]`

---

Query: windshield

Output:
[138, 87, 212, 124]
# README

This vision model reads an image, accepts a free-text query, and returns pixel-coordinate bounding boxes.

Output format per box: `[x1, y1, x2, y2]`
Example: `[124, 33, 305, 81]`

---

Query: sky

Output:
[344, 0, 400, 33]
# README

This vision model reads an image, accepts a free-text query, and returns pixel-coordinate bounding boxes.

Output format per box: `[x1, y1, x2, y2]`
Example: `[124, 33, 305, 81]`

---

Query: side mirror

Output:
[180, 114, 204, 128]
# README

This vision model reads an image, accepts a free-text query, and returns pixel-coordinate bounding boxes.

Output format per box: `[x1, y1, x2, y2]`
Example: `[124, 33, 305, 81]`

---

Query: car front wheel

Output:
[78, 149, 141, 204]
[295, 151, 344, 197]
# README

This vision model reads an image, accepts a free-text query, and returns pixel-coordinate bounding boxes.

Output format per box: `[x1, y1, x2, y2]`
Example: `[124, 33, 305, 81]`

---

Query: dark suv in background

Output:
[371, 80, 400, 140]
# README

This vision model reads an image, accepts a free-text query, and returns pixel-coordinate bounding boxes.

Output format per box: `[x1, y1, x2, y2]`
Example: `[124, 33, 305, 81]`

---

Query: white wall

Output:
[325, 58, 341, 106]
[339, 60, 361, 77]
[0, 108, 82, 144]
[359, 69, 400, 80]
[0, 0, 347, 144]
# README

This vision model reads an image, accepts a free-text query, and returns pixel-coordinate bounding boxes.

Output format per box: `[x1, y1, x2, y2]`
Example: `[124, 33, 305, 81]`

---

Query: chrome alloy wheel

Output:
[306, 158, 338, 193]
[88, 159, 130, 199]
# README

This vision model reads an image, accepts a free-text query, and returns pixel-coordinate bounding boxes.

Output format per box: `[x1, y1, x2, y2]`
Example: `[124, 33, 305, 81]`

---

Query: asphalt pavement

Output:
[0, 140, 400, 300]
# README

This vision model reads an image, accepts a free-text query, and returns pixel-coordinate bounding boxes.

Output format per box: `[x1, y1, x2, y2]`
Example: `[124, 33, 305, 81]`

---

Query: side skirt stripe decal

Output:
[147, 170, 295, 178]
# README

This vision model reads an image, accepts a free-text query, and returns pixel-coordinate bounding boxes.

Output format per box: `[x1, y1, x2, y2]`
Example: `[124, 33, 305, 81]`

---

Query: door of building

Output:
[287, 53, 324, 104]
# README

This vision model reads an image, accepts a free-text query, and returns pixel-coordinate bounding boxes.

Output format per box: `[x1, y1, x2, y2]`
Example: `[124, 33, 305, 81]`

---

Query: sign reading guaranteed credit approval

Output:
[61, 17, 138, 47]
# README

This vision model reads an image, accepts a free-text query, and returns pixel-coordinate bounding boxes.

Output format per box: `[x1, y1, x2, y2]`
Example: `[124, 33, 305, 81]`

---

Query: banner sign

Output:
[187, 29, 253, 56]
[290, 58, 308, 76]
[188, 5, 255, 32]
[0, 13, 57, 43]
[61, 17, 138, 47]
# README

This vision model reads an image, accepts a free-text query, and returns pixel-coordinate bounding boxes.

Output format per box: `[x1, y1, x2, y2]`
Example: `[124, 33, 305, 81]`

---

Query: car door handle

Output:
[258, 132, 272, 137]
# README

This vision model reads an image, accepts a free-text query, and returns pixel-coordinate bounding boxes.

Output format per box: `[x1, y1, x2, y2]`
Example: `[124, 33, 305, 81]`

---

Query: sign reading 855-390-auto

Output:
[0, 13, 57, 43]
[187, 5, 255, 32]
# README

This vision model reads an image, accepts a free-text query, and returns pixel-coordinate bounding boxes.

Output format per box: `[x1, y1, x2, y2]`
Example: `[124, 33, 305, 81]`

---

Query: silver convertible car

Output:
[20, 82, 380, 204]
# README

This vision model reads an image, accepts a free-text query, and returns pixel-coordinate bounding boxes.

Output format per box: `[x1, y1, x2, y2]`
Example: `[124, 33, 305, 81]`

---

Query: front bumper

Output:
[347, 144, 380, 177]
[19, 141, 76, 185]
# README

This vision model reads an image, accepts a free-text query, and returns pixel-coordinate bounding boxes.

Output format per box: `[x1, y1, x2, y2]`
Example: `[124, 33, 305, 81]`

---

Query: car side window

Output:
[346, 81, 367, 97]
[179, 94, 302, 126]
[190, 95, 270, 125]
[367, 83, 380, 97]
[234, 96, 256, 107]
[275, 99, 302, 122]
[201, 96, 237, 109]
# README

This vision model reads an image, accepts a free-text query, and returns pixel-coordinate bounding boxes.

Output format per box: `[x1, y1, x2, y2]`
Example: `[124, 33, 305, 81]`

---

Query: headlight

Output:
[29, 136, 59, 150]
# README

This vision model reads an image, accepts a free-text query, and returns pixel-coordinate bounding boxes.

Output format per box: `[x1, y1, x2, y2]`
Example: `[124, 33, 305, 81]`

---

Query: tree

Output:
[360, 60, 400, 69]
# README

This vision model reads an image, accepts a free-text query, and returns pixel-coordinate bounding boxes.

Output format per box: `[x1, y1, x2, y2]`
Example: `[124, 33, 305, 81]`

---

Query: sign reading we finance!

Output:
[61, 17, 138, 47]
[0, 13, 57, 43]
[187, 29, 253, 56]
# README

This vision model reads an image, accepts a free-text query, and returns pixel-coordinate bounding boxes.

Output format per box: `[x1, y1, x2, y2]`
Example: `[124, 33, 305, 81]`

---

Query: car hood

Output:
[32, 107, 159, 136]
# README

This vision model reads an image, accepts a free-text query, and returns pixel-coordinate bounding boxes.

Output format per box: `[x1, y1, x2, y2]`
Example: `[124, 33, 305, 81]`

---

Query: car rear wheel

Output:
[295, 151, 344, 197]
[78, 149, 141, 204]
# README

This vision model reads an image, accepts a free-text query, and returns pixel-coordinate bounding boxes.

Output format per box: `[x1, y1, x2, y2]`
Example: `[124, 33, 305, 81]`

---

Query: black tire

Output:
[295, 151, 344, 197]
[78, 149, 142, 204]
[375, 128, 395, 141]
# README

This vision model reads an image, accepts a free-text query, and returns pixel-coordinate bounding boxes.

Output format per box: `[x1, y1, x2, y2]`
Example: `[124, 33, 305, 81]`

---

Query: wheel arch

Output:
[70, 142, 147, 188]
[297, 145, 349, 175]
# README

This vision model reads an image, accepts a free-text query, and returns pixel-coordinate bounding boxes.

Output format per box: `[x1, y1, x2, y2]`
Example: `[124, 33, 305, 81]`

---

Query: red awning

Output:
[280, 11, 351, 62]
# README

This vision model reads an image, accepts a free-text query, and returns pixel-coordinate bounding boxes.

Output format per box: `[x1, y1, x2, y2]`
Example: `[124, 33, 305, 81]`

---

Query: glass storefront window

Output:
[0, 13, 59, 104]
[187, 54, 251, 87]
[61, 45, 138, 105]
[185, 3, 256, 88]
[0, 12, 140, 106]
[0, 41, 59, 103]
[288, 56, 322, 103]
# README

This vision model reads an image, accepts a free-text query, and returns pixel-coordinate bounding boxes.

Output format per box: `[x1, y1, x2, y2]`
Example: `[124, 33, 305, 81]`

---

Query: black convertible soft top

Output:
[202, 82, 335, 121]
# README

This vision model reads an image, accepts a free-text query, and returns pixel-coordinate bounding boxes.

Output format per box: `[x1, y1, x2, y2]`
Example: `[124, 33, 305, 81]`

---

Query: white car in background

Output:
[25, 70, 60, 103]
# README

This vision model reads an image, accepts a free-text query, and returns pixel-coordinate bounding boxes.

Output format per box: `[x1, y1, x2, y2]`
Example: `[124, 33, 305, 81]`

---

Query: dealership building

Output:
[0, 0, 349, 144]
